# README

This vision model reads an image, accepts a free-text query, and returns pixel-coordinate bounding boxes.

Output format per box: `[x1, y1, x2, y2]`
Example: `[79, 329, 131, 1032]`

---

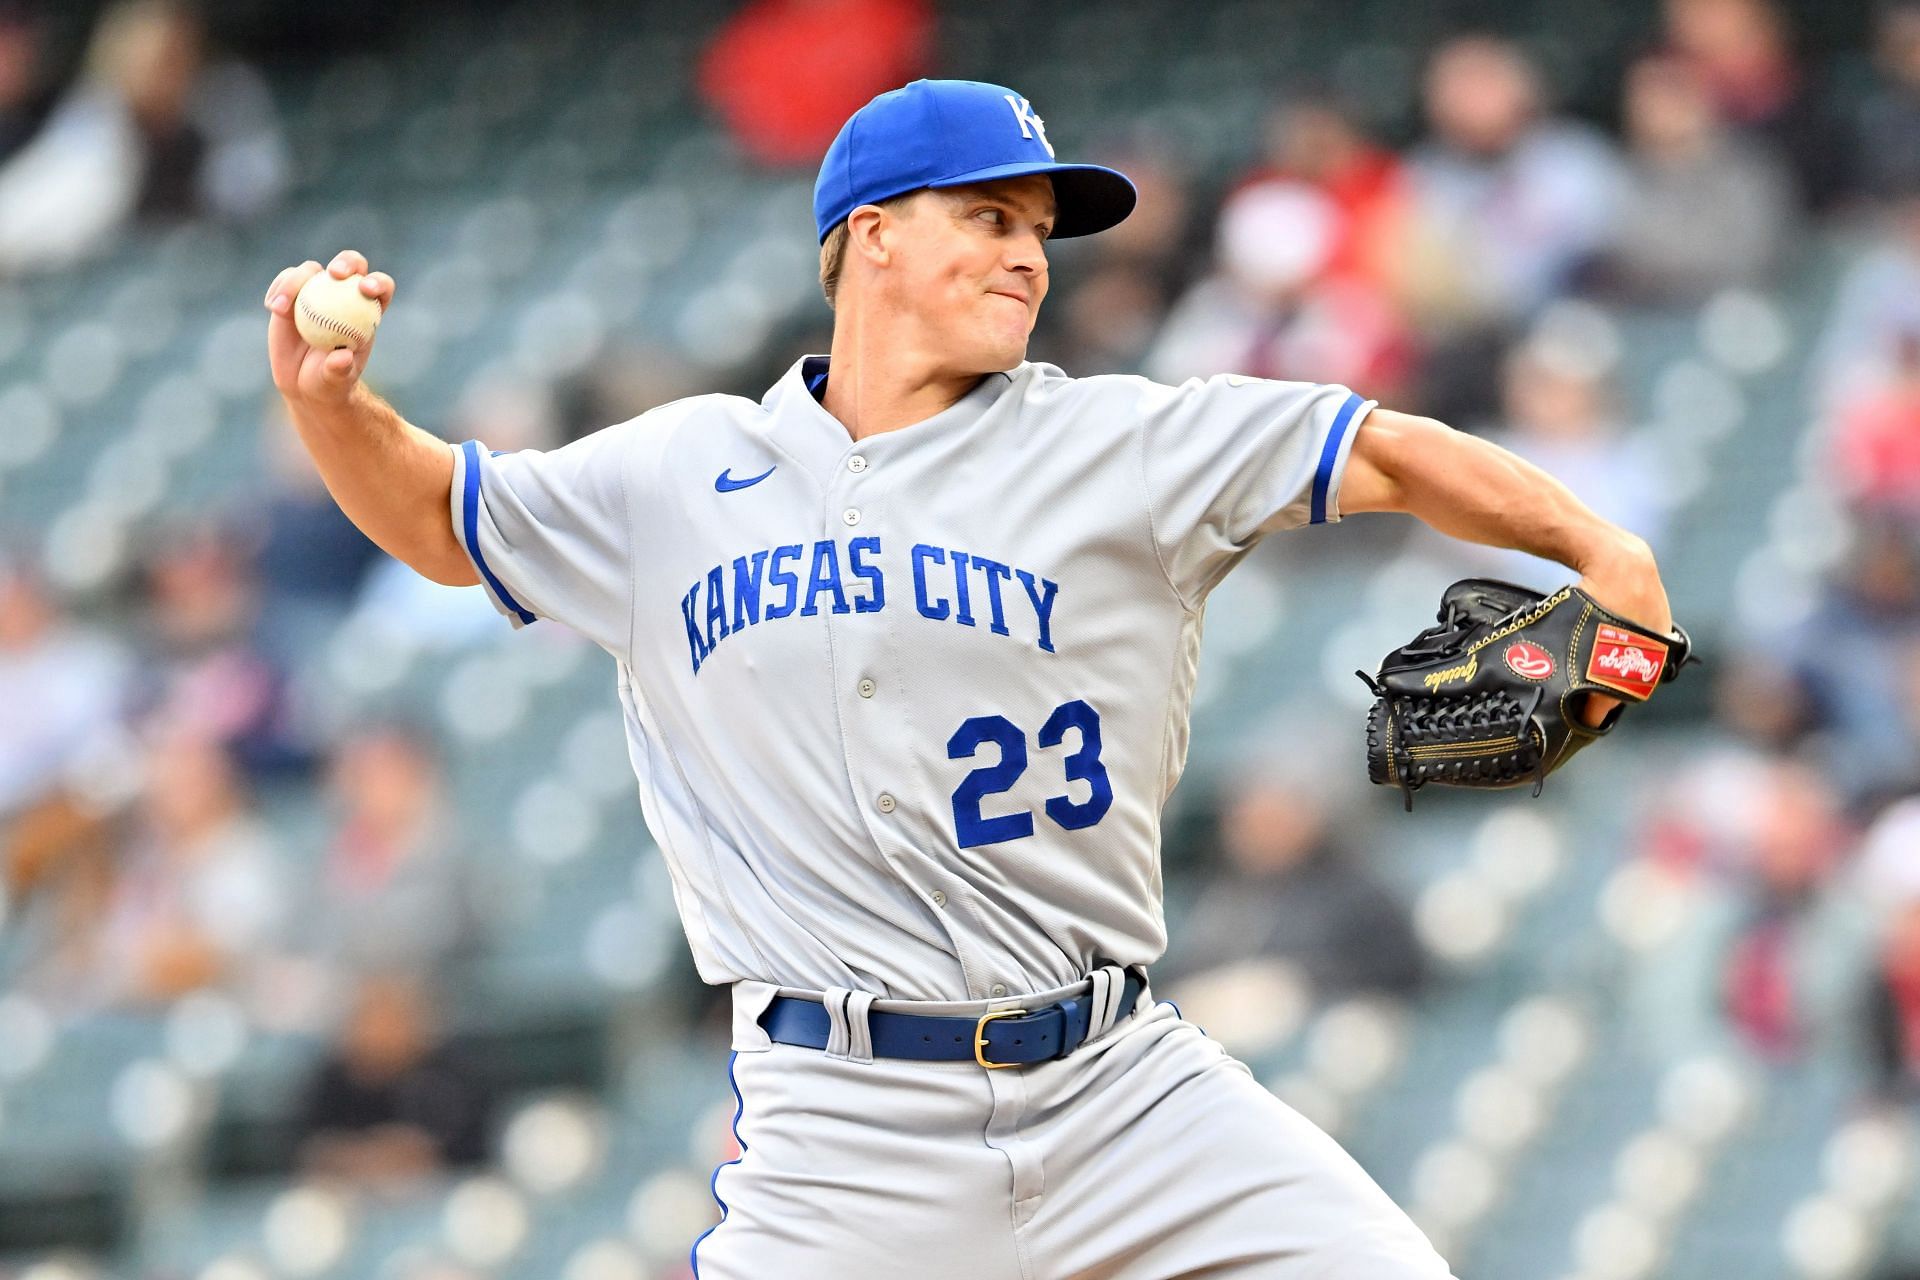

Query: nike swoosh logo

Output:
[715, 465, 776, 493]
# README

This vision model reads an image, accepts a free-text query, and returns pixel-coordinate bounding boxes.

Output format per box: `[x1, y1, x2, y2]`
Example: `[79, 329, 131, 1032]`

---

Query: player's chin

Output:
[975, 334, 1030, 373]
[968, 315, 1033, 370]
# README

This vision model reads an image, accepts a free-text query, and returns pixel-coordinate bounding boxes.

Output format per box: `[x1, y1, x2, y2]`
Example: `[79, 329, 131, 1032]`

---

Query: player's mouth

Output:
[986, 289, 1030, 307]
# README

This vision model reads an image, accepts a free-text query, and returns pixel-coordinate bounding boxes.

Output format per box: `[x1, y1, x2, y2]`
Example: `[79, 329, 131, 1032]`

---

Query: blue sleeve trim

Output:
[690, 1050, 747, 1277]
[461, 440, 537, 625]
[1310, 392, 1365, 526]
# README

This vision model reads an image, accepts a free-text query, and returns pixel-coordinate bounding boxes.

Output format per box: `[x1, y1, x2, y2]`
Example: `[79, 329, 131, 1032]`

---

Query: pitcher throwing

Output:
[264, 79, 1678, 1278]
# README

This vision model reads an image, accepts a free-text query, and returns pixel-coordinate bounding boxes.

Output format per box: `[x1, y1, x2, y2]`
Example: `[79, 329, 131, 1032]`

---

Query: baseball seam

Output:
[297, 296, 374, 346]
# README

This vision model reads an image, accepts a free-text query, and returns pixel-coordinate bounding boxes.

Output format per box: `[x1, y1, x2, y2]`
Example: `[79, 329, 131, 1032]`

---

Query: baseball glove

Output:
[1356, 578, 1695, 809]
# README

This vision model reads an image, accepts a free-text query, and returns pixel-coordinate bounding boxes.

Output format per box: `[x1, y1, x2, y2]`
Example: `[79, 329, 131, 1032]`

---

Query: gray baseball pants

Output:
[690, 975, 1457, 1279]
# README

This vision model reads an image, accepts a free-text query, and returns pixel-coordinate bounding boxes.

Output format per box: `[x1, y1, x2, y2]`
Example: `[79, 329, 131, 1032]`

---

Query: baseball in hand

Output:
[294, 272, 382, 351]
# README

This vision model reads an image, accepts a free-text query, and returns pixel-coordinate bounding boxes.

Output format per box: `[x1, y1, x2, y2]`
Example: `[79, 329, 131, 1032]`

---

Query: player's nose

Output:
[1003, 230, 1048, 277]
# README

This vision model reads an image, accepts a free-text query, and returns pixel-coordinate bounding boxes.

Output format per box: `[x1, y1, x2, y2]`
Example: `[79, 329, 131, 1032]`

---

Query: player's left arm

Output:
[1339, 407, 1673, 723]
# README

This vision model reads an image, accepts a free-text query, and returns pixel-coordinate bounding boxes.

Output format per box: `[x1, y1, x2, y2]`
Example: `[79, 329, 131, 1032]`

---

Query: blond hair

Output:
[818, 193, 917, 309]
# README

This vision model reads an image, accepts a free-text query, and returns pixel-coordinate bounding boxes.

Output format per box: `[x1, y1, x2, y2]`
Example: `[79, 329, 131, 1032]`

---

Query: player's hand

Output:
[263, 249, 395, 407]
[1573, 535, 1673, 728]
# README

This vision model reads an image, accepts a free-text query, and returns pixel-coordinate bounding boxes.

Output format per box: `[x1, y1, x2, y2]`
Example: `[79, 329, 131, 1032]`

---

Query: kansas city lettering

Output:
[680, 536, 1059, 674]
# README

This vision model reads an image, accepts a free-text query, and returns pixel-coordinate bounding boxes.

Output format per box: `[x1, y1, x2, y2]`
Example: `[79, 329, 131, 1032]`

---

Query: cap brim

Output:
[929, 161, 1137, 239]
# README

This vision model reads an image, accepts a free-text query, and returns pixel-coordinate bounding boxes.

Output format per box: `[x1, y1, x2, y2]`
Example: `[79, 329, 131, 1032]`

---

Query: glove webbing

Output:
[1361, 676, 1548, 810]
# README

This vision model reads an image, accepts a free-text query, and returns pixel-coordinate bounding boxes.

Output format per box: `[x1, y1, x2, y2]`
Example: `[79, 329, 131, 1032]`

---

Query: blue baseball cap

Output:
[813, 79, 1136, 244]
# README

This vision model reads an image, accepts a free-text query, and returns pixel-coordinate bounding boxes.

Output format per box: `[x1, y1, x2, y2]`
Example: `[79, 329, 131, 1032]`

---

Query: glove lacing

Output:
[1396, 600, 1477, 663]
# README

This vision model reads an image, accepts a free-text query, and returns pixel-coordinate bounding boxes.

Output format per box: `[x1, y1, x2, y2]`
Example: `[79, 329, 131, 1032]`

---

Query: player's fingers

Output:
[361, 271, 396, 310]
[1576, 691, 1622, 729]
[328, 248, 369, 279]
[321, 347, 356, 380]
[265, 262, 328, 395]
[264, 260, 322, 312]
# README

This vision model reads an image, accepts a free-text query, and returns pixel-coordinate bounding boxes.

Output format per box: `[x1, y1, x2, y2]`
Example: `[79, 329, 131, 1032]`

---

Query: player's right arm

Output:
[263, 250, 479, 588]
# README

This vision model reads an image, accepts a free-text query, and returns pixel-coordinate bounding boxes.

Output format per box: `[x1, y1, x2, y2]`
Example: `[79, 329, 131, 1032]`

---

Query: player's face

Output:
[896, 176, 1056, 372]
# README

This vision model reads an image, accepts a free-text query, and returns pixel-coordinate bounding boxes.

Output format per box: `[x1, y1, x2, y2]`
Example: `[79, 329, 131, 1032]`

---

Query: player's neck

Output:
[822, 316, 992, 441]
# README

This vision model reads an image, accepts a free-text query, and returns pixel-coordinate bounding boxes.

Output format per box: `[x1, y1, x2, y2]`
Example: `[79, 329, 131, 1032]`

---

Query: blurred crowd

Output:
[5, 0, 1920, 1267]
[0, 521, 500, 1175]
[0, 369, 568, 1187]
[0, 0, 285, 275]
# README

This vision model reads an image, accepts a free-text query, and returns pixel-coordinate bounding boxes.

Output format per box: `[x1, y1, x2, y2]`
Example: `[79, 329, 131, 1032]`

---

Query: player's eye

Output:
[976, 207, 1005, 226]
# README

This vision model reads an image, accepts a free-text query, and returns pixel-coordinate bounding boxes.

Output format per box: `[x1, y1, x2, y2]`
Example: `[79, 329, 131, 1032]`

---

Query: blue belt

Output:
[761, 970, 1148, 1069]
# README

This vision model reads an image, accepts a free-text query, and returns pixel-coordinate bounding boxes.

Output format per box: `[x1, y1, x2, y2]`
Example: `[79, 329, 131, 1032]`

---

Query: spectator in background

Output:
[0, 558, 134, 1016]
[1628, 760, 1868, 1063]
[1144, 179, 1414, 402]
[88, 729, 287, 1009]
[1661, 0, 1854, 212]
[1638, 649, 1821, 879]
[1600, 51, 1795, 306]
[1165, 760, 1423, 1001]
[1782, 516, 1920, 805]
[301, 726, 479, 993]
[0, 0, 286, 275]
[134, 520, 316, 780]
[1231, 92, 1412, 303]
[0, 555, 133, 822]
[1854, 787, 1920, 1107]
[697, 0, 932, 168]
[1814, 189, 1920, 412]
[0, 6, 54, 165]
[1403, 35, 1625, 424]
[1855, 0, 1920, 199]
[1714, 764, 1859, 1062]
[1828, 329, 1920, 522]
[1865, 893, 1920, 1103]
[297, 972, 493, 1184]
[1453, 317, 1672, 585]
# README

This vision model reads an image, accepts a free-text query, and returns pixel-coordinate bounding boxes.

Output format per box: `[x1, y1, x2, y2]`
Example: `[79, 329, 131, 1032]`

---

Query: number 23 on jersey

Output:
[946, 698, 1113, 848]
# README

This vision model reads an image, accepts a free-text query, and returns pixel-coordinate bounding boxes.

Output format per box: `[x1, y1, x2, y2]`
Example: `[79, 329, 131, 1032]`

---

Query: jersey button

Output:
[989, 984, 1009, 998]
[930, 890, 947, 907]
[847, 455, 868, 473]
[876, 793, 896, 814]
[857, 678, 876, 698]
[842, 508, 861, 526]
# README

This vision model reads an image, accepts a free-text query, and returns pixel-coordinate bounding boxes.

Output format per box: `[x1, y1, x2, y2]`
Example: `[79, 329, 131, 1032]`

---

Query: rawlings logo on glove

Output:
[1587, 626, 1666, 697]
[1356, 579, 1695, 809]
[1504, 641, 1554, 680]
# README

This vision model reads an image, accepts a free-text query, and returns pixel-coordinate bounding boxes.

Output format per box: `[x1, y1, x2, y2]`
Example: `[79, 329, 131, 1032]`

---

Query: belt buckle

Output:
[974, 1007, 1029, 1070]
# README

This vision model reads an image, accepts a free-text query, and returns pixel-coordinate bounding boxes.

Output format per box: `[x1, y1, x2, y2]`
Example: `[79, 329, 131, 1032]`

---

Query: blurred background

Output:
[0, 0, 1917, 1277]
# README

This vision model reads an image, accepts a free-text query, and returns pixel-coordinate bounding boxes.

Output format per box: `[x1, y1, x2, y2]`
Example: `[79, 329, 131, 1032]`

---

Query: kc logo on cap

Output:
[812, 79, 1135, 243]
[1003, 95, 1053, 157]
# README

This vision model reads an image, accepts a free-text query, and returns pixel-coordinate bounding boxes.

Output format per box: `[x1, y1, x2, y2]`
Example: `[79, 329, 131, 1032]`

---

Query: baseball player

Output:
[264, 80, 1671, 1279]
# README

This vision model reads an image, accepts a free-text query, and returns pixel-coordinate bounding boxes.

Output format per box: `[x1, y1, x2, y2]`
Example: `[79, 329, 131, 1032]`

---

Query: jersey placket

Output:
[820, 435, 999, 1001]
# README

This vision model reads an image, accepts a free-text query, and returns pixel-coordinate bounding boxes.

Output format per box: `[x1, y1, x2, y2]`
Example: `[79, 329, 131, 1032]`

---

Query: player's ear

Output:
[845, 203, 897, 270]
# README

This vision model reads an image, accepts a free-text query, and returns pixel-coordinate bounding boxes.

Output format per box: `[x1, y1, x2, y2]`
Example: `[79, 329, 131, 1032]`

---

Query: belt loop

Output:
[822, 987, 876, 1064]
[730, 981, 780, 1052]
[1083, 963, 1128, 1042]
[845, 990, 875, 1063]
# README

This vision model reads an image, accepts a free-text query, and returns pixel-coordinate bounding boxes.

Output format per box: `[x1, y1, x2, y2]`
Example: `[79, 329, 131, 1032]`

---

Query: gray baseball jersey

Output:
[453, 355, 1367, 1005]
[448, 356, 1372, 1004]
[446, 356, 1462, 1280]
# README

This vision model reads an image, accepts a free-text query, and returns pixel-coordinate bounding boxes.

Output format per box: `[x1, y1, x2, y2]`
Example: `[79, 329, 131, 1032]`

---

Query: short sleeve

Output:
[1140, 374, 1373, 604]
[448, 425, 635, 655]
